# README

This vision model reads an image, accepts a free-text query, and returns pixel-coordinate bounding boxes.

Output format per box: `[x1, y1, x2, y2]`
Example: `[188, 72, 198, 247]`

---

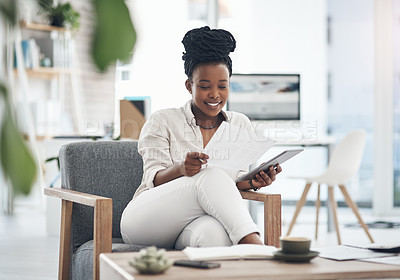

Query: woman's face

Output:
[186, 63, 230, 118]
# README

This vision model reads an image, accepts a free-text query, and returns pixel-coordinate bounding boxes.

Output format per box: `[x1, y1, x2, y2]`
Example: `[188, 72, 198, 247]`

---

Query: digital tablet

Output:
[235, 149, 304, 182]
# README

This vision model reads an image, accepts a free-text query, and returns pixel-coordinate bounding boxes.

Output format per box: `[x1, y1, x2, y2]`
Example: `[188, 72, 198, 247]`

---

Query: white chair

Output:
[285, 129, 374, 245]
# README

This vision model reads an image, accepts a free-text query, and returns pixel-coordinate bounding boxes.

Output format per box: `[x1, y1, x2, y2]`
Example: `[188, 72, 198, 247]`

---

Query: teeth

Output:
[206, 102, 220, 107]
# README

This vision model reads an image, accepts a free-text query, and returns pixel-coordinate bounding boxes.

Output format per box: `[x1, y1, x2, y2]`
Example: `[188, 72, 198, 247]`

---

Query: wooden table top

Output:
[100, 251, 400, 280]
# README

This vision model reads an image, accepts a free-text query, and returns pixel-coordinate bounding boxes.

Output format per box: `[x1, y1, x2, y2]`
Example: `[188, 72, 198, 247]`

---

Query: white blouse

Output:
[133, 100, 254, 199]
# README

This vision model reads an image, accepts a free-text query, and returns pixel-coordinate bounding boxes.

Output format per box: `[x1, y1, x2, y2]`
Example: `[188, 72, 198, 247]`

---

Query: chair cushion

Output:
[59, 141, 143, 252]
[72, 238, 146, 280]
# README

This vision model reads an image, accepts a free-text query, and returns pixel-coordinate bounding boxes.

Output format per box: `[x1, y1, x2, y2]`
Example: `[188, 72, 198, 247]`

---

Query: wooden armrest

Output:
[239, 190, 279, 202]
[44, 187, 111, 206]
[240, 190, 281, 247]
[44, 187, 112, 280]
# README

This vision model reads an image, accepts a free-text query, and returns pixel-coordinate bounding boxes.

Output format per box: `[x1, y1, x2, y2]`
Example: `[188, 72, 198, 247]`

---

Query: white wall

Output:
[251, 0, 327, 132]
[121, 0, 194, 113]
[327, 0, 374, 204]
[374, 0, 398, 215]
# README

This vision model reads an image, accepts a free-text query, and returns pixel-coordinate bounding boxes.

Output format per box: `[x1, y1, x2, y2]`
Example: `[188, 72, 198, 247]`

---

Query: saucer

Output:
[273, 250, 319, 263]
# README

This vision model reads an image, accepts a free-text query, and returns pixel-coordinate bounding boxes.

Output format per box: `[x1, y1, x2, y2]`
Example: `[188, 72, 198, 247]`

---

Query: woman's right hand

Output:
[181, 152, 209, 176]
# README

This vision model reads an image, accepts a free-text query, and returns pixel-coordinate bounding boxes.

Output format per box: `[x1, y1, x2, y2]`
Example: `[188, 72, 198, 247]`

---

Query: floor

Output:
[0, 198, 400, 280]
[0, 206, 58, 280]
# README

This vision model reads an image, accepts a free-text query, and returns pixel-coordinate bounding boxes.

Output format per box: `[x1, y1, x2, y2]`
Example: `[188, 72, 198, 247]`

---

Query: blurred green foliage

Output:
[0, 0, 136, 195]
[92, 0, 136, 71]
[0, 84, 37, 195]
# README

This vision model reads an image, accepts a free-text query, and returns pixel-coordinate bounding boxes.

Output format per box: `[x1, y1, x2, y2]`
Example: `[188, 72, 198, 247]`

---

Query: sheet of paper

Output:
[203, 122, 274, 171]
[317, 245, 396, 261]
[361, 256, 400, 266]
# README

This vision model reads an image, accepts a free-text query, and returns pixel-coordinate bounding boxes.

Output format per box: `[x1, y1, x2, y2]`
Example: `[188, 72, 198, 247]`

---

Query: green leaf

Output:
[0, 0, 18, 26]
[0, 116, 37, 195]
[37, 0, 54, 12]
[92, 0, 136, 71]
[0, 85, 37, 196]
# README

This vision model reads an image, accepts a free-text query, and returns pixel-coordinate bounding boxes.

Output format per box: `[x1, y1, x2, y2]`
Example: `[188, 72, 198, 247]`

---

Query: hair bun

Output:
[182, 26, 236, 77]
[182, 26, 236, 58]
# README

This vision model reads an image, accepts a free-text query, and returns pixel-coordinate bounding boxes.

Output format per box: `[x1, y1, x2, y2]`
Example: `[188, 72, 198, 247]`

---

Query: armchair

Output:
[44, 141, 281, 280]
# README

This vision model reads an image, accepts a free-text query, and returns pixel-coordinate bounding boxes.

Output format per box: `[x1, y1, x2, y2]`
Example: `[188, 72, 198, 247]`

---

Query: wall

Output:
[118, 0, 193, 114]
[327, 0, 374, 203]
[251, 0, 328, 131]
[70, 0, 116, 135]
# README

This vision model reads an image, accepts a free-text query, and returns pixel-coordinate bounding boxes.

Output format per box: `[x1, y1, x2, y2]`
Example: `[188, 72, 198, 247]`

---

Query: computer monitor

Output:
[227, 74, 300, 120]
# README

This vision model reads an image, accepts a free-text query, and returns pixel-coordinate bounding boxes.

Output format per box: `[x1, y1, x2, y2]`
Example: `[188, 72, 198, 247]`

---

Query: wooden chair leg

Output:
[315, 184, 321, 240]
[59, 200, 73, 280]
[286, 183, 312, 236]
[264, 194, 281, 247]
[93, 199, 113, 280]
[328, 186, 341, 245]
[338, 184, 374, 243]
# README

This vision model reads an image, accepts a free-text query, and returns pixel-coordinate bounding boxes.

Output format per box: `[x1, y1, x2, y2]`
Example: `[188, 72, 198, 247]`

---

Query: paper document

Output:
[317, 245, 396, 261]
[204, 122, 274, 171]
[361, 256, 400, 266]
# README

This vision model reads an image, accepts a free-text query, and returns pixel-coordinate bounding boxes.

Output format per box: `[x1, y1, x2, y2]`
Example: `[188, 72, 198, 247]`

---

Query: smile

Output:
[205, 101, 222, 107]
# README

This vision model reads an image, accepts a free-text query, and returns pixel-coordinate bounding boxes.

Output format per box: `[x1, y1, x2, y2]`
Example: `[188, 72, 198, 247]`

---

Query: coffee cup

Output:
[280, 236, 311, 254]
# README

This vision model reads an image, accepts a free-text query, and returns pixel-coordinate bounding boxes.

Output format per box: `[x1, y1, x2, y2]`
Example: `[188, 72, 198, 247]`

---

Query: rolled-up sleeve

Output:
[138, 113, 173, 190]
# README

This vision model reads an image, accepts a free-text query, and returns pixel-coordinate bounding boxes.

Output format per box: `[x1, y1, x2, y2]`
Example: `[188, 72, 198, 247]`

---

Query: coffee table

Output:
[99, 251, 400, 280]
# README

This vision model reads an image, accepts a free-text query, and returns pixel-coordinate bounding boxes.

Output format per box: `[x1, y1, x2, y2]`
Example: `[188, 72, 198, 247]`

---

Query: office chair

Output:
[285, 129, 374, 245]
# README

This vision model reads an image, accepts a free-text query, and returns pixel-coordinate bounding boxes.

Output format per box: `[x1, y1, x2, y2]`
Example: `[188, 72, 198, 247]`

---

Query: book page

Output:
[233, 244, 277, 259]
[183, 244, 277, 261]
[183, 246, 240, 261]
[204, 122, 274, 171]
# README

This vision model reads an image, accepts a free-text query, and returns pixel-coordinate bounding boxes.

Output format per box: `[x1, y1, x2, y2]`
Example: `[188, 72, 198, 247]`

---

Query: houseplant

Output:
[38, 0, 80, 30]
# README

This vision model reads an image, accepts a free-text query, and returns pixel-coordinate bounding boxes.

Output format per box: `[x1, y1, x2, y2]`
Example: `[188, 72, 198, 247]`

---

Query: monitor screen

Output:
[227, 74, 300, 120]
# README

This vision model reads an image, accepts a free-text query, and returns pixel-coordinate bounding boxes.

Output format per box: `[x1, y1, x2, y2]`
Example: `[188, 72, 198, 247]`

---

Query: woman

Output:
[120, 26, 282, 249]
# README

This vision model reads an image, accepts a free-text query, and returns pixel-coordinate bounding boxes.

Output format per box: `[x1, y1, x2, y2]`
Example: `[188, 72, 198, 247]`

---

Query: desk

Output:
[100, 251, 400, 280]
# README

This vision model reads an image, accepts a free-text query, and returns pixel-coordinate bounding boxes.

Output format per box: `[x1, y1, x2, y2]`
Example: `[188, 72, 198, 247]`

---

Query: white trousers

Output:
[120, 167, 260, 249]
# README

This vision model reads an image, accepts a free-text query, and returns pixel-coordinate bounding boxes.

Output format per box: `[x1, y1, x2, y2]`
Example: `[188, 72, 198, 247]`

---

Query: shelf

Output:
[14, 67, 73, 79]
[19, 21, 67, 33]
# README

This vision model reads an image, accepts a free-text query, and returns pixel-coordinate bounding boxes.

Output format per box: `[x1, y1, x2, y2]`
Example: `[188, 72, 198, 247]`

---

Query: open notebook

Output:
[183, 244, 278, 261]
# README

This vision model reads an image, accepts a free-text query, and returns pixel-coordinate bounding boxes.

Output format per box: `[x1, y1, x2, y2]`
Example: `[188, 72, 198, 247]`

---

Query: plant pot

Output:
[50, 16, 64, 27]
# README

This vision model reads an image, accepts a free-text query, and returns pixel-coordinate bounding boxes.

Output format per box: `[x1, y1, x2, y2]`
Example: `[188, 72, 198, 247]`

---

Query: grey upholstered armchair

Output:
[45, 141, 281, 280]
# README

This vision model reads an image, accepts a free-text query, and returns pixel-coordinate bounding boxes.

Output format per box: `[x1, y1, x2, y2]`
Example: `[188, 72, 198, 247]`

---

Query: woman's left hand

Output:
[251, 164, 282, 190]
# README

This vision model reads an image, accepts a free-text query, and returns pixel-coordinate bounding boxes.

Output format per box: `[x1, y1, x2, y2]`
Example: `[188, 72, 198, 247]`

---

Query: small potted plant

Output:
[38, 0, 80, 30]
[129, 246, 173, 274]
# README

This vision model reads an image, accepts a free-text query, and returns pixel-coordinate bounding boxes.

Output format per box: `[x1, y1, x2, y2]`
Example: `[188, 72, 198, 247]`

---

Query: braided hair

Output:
[182, 26, 236, 79]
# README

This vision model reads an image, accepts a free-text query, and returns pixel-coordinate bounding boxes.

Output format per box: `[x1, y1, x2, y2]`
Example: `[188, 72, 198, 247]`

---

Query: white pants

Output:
[120, 168, 260, 249]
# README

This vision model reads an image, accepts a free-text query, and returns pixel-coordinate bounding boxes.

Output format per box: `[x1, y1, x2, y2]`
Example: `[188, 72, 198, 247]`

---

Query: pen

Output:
[189, 150, 207, 164]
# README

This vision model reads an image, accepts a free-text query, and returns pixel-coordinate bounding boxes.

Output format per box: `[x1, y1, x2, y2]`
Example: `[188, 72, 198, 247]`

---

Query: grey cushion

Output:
[60, 140, 143, 252]
[59, 141, 144, 280]
[72, 238, 146, 280]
